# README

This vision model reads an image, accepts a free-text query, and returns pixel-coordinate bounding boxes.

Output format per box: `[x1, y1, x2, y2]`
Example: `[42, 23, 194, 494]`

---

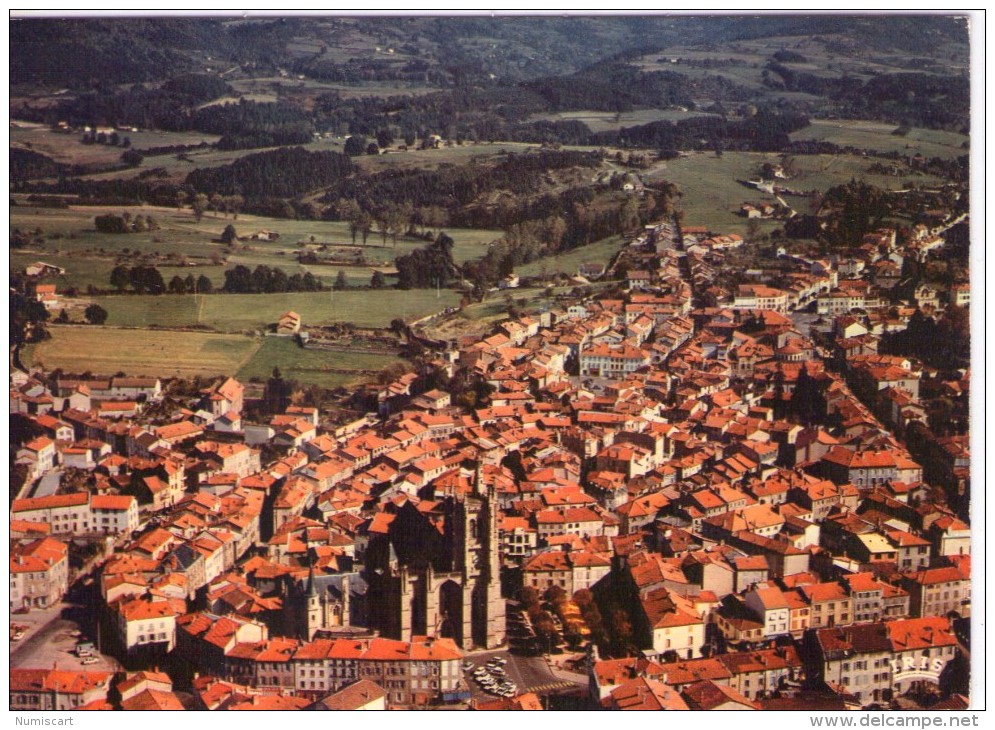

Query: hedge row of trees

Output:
[221, 264, 324, 294]
[94, 212, 160, 234]
[109, 264, 167, 294]
[108, 263, 329, 295]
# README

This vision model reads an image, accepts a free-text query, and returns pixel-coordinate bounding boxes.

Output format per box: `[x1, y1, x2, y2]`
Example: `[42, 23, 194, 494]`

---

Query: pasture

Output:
[93, 288, 461, 331]
[643, 150, 948, 236]
[10, 121, 220, 168]
[790, 119, 969, 160]
[236, 337, 404, 388]
[526, 109, 717, 133]
[516, 235, 626, 278]
[11, 204, 501, 291]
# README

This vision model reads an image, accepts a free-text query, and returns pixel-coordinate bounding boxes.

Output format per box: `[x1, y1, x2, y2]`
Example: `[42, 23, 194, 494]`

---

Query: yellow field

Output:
[25, 326, 262, 379]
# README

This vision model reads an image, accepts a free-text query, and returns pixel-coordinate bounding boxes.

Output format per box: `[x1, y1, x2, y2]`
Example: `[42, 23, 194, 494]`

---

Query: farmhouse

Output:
[277, 310, 302, 335]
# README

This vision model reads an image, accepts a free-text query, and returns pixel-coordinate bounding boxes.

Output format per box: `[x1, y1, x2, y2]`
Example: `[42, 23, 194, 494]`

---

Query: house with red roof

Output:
[114, 594, 186, 654]
[638, 586, 706, 660]
[523, 548, 610, 595]
[91, 493, 139, 535]
[901, 563, 970, 619]
[10, 536, 69, 610]
[10, 669, 112, 711]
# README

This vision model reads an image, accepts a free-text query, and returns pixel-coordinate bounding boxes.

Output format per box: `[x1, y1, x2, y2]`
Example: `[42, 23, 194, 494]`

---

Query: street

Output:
[10, 580, 120, 674]
[462, 648, 582, 702]
[10, 612, 118, 673]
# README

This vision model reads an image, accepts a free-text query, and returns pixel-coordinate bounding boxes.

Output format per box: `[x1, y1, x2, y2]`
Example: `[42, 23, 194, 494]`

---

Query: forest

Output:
[184, 146, 355, 199]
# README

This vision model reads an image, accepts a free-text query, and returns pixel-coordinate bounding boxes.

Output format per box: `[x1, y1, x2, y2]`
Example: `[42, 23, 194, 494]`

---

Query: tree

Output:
[221, 224, 238, 244]
[168, 275, 187, 294]
[357, 211, 373, 245]
[343, 134, 367, 157]
[520, 587, 541, 610]
[129, 265, 165, 295]
[609, 609, 634, 656]
[573, 589, 594, 610]
[376, 128, 394, 148]
[334, 270, 349, 290]
[746, 218, 762, 242]
[110, 265, 131, 291]
[196, 274, 213, 294]
[84, 303, 108, 325]
[121, 149, 144, 167]
[264, 367, 292, 414]
[192, 193, 209, 222]
[370, 270, 386, 289]
[226, 194, 244, 219]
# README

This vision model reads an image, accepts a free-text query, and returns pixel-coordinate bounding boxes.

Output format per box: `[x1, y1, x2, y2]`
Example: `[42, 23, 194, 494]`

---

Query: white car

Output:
[80, 657, 99, 665]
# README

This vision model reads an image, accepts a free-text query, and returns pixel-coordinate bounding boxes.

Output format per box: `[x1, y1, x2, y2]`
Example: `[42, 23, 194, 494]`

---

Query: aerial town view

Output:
[9, 13, 976, 714]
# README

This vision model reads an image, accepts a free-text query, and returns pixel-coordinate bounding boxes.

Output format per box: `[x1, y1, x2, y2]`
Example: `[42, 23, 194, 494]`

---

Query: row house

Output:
[10, 669, 112, 711]
[579, 343, 650, 377]
[820, 446, 921, 488]
[522, 549, 611, 594]
[113, 594, 186, 655]
[535, 507, 610, 542]
[10, 537, 69, 610]
[285, 635, 463, 706]
[901, 564, 970, 619]
[807, 617, 958, 706]
[732, 285, 789, 313]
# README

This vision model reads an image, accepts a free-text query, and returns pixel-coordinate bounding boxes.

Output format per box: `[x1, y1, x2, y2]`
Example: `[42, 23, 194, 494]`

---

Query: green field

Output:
[11, 204, 501, 291]
[790, 119, 969, 160]
[237, 337, 403, 387]
[643, 151, 948, 236]
[230, 76, 441, 100]
[93, 288, 461, 331]
[10, 121, 220, 168]
[24, 326, 262, 378]
[516, 235, 626, 278]
[526, 109, 717, 133]
[23, 325, 401, 387]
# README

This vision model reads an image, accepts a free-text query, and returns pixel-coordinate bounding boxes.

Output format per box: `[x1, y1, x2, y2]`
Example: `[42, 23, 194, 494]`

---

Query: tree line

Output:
[107, 263, 327, 295]
[94, 212, 160, 234]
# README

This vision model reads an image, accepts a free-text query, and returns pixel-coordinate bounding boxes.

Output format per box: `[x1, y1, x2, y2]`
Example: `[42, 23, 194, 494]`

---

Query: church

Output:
[362, 476, 505, 650]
